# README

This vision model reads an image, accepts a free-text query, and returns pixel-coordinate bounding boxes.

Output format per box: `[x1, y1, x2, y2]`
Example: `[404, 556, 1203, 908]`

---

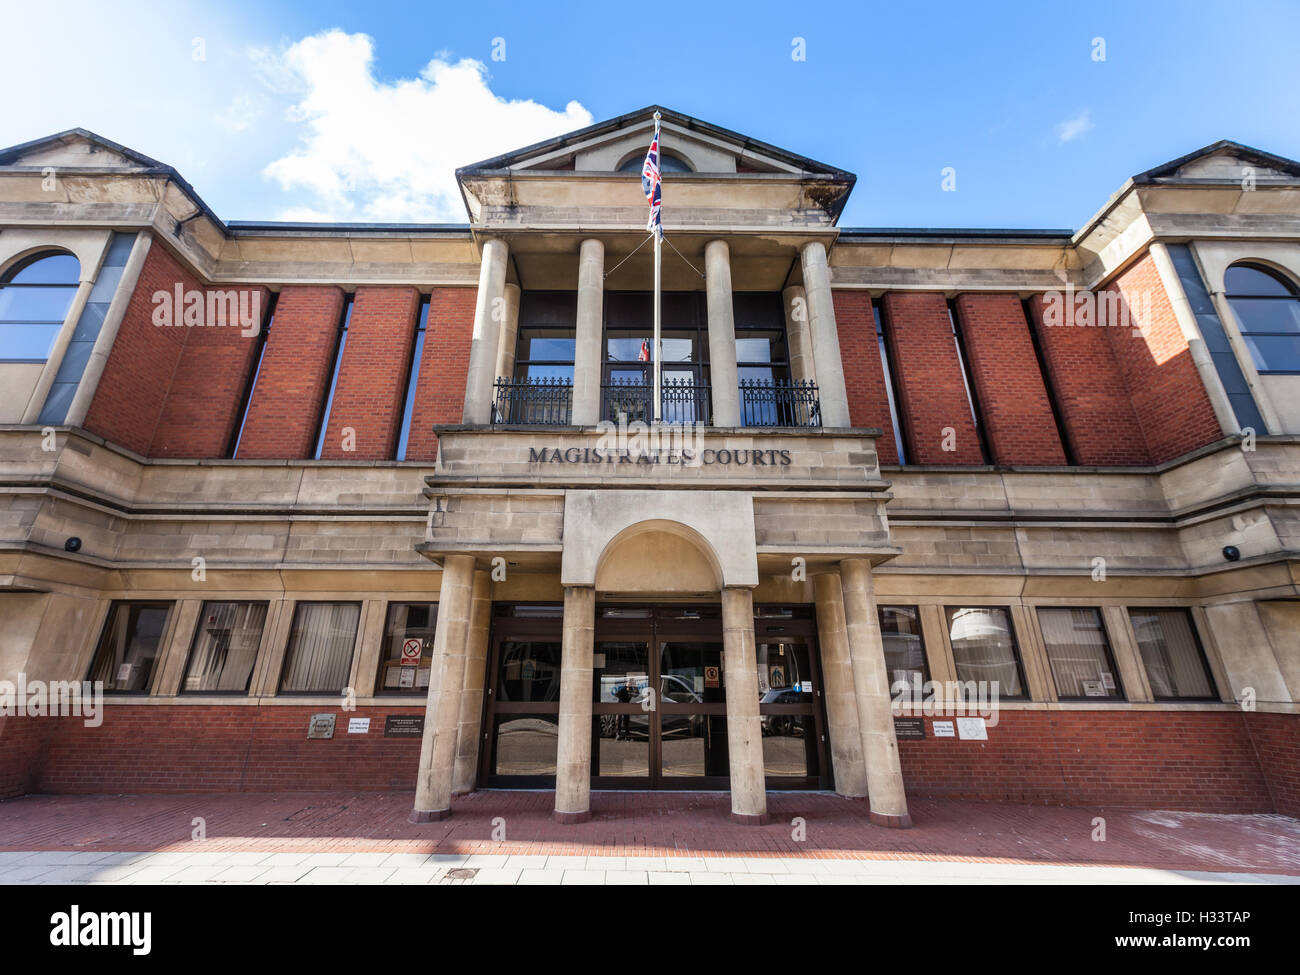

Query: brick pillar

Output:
[832, 291, 900, 464]
[319, 286, 420, 460]
[402, 287, 477, 463]
[236, 286, 346, 459]
[1025, 294, 1151, 465]
[881, 292, 983, 464]
[953, 293, 1066, 465]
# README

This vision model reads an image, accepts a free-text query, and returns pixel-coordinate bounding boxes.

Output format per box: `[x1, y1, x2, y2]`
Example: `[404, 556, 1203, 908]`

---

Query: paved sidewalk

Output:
[2, 790, 1298, 883]
[1, 849, 1297, 885]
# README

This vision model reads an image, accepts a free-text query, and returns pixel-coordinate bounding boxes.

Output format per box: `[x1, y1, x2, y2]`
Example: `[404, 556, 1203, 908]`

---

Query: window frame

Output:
[1036, 606, 1126, 702]
[276, 600, 362, 696]
[943, 604, 1031, 701]
[375, 600, 439, 696]
[85, 600, 174, 696]
[877, 603, 932, 701]
[0, 251, 81, 363]
[1127, 607, 1219, 702]
[1225, 263, 1300, 375]
[179, 600, 270, 695]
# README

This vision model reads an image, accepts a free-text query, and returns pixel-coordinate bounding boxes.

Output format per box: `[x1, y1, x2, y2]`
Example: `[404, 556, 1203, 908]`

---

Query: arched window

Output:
[617, 151, 693, 174]
[0, 252, 80, 362]
[1225, 263, 1300, 374]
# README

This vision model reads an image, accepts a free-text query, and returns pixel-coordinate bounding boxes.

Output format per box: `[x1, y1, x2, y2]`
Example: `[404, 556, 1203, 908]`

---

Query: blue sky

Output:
[3, 0, 1297, 229]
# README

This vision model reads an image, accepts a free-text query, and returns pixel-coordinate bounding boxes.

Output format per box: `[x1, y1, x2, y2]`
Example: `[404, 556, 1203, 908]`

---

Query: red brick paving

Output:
[1, 791, 1297, 875]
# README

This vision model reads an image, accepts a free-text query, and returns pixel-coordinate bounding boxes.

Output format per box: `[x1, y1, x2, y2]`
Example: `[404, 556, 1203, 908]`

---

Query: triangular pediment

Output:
[0, 128, 168, 172]
[1133, 140, 1300, 185]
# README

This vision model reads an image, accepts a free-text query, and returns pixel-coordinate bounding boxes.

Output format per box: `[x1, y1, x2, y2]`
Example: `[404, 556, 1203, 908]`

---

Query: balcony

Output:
[492, 377, 573, 426]
[602, 377, 711, 425]
[739, 378, 821, 428]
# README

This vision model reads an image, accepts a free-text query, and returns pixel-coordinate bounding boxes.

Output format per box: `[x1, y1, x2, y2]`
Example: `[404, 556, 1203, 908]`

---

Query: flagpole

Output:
[652, 112, 662, 424]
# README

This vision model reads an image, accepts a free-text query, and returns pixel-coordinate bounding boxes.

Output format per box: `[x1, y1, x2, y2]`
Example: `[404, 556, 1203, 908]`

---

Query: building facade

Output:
[0, 107, 1298, 824]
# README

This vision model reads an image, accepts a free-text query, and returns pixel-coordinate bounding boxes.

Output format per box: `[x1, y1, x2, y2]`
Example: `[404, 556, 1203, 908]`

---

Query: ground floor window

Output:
[1128, 608, 1217, 700]
[378, 602, 437, 694]
[945, 606, 1027, 699]
[87, 601, 172, 693]
[279, 602, 361, 694]
[182, 601, 267, 693]
[878, 605, 930, 700]
[1038, 607, 1124, 700]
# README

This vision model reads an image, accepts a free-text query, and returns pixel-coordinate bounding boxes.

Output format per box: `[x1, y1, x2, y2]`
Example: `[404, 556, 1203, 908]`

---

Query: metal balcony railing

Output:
[601, 377, 710, 425]
[739, 378, 821, 428]
[491, 377, 573, 425]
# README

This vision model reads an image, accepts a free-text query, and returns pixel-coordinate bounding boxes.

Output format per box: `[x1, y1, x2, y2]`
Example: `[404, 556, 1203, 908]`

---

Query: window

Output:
[946, 301, 990, 462]
[617, 151, 692, 173]
[734, 293, 795, 426]
[229, 293, 277, 457]
[0, 252, 79, 361]
[395, 297, 429, 460]
[279, 602, 361, 694]
[1128, 608, 1217, 700]
[312, 295, 353, 459]
[513, 291, 577, 383]
[873, 303, 908, 463]
[1225, 263, 1300, 374]
[378, 602, 437, 694]
[945, 606, 1027, 698]
[86, 601, 172, 693]
[1037, 607, 1124, 700]
[878, 605, 929, 700]
[181, 602, 268, 693]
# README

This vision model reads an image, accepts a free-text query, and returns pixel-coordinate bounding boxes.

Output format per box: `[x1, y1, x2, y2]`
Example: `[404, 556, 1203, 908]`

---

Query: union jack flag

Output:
[641, 118, 662, 238]
[638, 338, 650, 362]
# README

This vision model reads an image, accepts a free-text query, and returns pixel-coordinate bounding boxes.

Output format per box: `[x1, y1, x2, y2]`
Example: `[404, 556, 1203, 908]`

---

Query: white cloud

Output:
[258, 30, 593, 222]
[1055, 109, 1094, 144]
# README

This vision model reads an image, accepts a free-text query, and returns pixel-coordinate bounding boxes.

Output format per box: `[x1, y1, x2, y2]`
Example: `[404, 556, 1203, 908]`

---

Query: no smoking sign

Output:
[400, 638, 423, 665]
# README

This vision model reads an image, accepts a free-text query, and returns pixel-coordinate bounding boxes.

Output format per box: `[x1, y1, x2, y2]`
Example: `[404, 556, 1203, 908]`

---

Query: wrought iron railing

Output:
[739, 378, 821, 428]
[491, 376, 573, 425]
[601, 377, 711, 425]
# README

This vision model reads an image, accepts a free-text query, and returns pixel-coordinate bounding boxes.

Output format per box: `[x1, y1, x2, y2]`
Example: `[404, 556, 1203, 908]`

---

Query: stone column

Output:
[451, 569, 492, 795]
[813, 572, 869, 797]
[554, 585, 595, 822]
[705, 240, 741, 427]
[462, 237, 509, 425]
[782, 284, 815, 386]
[411, 554, 476, 821]
[839, 557, 911, 827]
[721, 586, 768, 824]
[800, 240, 850, 428]
[493, 282, 521, 385]
[572, 239, 605, 426]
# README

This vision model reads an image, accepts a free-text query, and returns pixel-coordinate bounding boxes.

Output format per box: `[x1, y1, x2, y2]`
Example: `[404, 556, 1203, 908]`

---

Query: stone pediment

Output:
[455, 106, 856, 231]
[1133, 140, 1300, 185]
[0, 129, 166, 173]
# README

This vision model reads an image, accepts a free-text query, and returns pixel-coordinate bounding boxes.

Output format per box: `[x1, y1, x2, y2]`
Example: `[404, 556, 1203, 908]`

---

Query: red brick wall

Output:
[880, 292, 983, 464]
[83, 245, 190, 454]
[1025, 293, 1151, 465]
[1103, 253, 1223, 464]
[25, 706, 426, 794]
[833, 291, 899, 464]
[1245, 712, 1300, 819]
[402, 287, 477, 463]
[0, 715, 53, 800]
[150, 286, 269, 458]
[320, 287, 420, 460]
[235, 286, 347, 460]
[84, 245, 270, 458]
[897, 710, 1273, 812]
[953, 294, 1066, 465]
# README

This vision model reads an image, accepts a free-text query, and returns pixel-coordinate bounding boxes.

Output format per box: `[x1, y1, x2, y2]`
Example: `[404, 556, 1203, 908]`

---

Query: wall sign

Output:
[893, 717, 926, 739]
[401, 638, 422, 665]
[933, 720, 955, 738]
[384, 716, 425, 738]
[956, 717, 988, 740]
[348, 717, 371, 735]
[307, 713, 336, 740]
[527, 447, 793, 467]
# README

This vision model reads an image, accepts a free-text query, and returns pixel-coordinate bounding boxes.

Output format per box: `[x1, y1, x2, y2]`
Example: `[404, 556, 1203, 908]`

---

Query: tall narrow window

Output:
[377, 601, 437, 694]
[1128, 608, 1217, 700]
[313, 295, 353, 459]
[1038, 607, 1123, 700]
[878, 605, 928, 699]
[873, 303, 907, 464]
[0, 252, 79, 362]
[946, 301, 989, 462]
[1225, 263, 1300, 374]
[1022, 298, 1076, 464]
[86, 601, 173, 694]
[228, 293, 277, 458]
[395, 296, 430, 460]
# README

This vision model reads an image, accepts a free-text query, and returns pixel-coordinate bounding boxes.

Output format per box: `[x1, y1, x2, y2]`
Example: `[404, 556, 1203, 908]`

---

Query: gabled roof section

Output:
[457, 105, 856, 182]
[1133, 139, 1300, 184]
[0, 127, 171, 171]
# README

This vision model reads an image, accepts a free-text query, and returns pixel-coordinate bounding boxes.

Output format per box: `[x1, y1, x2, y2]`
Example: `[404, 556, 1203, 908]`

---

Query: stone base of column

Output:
[409, 807, 452, 823]
[553, 810, 591, 825]
[729, 811, 772, 826]
[869, 810, 913, 829]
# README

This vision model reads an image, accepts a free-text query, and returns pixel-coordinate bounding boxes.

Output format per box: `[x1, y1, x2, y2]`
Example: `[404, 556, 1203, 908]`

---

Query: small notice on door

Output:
[704, 665, 720, 689]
